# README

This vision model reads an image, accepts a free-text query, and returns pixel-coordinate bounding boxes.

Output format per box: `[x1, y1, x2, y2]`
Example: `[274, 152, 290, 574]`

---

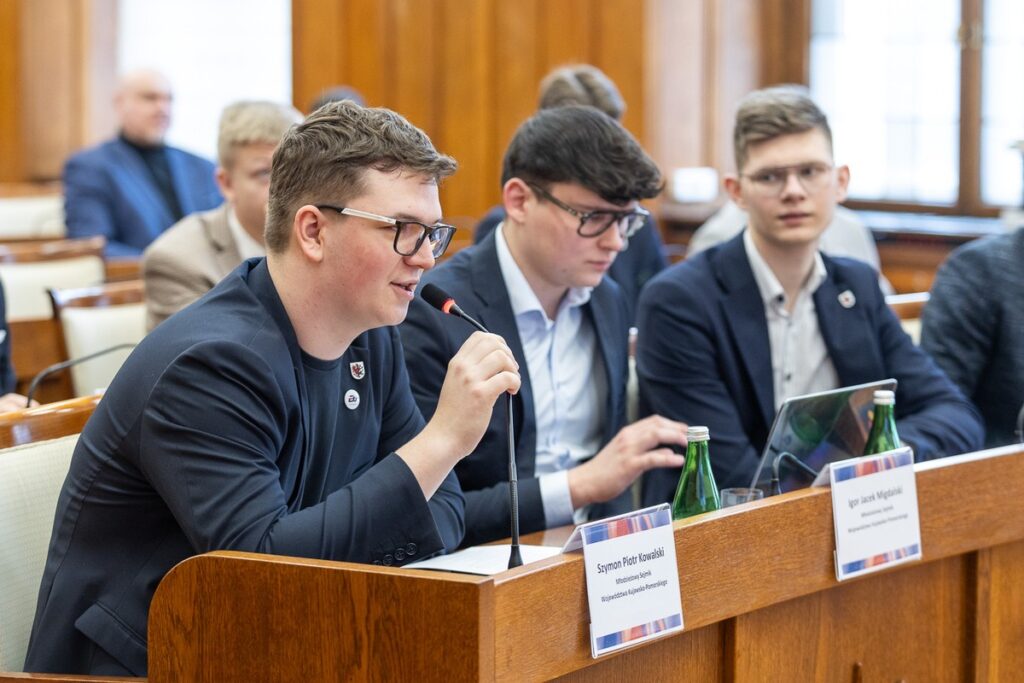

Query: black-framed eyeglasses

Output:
[527, 183, 649, 240]
[740, 162, 835, 197]
[315, 205, 457, 259]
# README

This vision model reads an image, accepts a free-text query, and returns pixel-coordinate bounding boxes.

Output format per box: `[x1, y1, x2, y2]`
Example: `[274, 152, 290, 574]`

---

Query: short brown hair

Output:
[265, 101, 457, 253]
[538, 65, 625, 121]
[733, 85, 832, 171]
[217, 100, 302, 169]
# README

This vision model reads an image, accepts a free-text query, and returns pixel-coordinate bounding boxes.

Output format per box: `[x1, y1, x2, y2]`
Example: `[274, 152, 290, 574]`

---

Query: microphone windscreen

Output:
[421, 283, 454, 312]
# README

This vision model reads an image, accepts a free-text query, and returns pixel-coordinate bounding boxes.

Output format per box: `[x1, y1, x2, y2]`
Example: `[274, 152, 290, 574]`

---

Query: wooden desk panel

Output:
[147, 445, 1024, 682]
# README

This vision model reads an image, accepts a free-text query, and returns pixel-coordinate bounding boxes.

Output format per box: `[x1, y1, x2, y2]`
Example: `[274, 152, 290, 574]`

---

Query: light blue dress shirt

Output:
[495, 225, 607, 527]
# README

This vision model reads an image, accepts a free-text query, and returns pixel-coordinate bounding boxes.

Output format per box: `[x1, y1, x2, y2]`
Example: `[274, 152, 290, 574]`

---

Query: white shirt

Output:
[226, 208, 265, 262]
[495, 224, 606, 527]
[743, 229, 840, 411]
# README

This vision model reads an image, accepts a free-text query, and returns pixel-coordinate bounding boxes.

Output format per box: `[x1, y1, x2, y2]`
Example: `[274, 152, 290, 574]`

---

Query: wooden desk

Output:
[143, 445, 1024, 682]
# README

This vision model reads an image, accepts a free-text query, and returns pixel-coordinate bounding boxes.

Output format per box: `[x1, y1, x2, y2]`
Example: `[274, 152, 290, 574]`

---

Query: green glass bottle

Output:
[862, 390, 901, 455]
[671, 426, 721, 520]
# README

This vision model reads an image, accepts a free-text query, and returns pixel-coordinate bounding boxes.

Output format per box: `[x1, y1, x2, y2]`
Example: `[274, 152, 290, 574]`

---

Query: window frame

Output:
[769, 0, 1000, 217]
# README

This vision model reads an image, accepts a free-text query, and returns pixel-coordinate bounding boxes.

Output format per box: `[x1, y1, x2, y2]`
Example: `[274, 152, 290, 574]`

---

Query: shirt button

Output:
[383, 554, 393, 566]
[406, 543, 417, 556]
[394, 548, 406, 562]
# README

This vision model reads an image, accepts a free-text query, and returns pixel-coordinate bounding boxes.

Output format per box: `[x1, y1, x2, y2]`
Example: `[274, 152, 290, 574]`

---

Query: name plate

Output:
[563, 504, 684, 657]
[828, 447, 922, 581]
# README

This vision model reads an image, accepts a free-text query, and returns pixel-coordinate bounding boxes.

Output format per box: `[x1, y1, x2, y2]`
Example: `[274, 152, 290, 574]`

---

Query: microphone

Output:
[25, 343, 137, 406]
[421, 284, 523, 569]
[769, 450, 819, 496]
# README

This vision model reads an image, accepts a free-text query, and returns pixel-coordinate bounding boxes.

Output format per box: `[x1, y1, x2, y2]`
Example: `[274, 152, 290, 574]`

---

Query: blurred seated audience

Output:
[142, 100, 301, 329]
[921, 226, 1024, 447]
[308, 85, 366, 113]
[63, 69, 222, 257]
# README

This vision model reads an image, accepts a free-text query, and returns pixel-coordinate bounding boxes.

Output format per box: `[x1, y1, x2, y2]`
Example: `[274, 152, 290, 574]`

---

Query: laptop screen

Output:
[750, 379, 898, 494]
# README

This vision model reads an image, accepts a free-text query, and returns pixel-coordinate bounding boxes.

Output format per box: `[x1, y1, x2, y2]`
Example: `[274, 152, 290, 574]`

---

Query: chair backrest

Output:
[0, 434, 79, 671]
[886, 292, 930, 345]
[0, 195, 65, 240]
[49, 281, 146, 396]
[0, 394, 101, 449]
[0, 237, 106, 321]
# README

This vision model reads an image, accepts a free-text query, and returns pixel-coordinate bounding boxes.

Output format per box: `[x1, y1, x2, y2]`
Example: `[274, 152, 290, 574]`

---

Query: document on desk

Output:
[405, 544, 562, 575]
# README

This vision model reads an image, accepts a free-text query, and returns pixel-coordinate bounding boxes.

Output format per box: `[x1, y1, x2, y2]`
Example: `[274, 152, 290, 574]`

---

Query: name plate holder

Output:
[825, 447, 923, 581]
[563, 504, 684, 657]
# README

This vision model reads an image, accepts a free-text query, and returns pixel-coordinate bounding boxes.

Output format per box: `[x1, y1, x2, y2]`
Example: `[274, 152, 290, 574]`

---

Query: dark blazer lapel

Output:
[110, 139, 173, 229]
[813, 257, 876, 386]
[712, 234, 775, 428]
[587, 287, 625, 443]
[469, 231, 536, 458]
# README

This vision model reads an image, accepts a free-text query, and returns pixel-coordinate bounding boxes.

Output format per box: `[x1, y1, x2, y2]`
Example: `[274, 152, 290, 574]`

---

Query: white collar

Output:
[495, 223, 592, 320]
[743, 228, 826, 308]
[226, 207, 266, 261]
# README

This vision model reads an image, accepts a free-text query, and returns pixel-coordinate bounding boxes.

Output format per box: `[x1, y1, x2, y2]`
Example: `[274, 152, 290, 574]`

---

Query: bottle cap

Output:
[873, 390, 895, 405]
[686, 426, 710, 441]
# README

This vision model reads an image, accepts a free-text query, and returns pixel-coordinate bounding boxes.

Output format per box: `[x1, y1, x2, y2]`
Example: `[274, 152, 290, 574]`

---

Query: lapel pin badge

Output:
[838, 290, 856, 309]
[350, 361, 365, 380]
[344, 389, 360, 410]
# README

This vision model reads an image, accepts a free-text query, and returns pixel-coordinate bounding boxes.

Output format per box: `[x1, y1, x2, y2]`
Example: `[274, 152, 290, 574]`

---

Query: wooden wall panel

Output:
[0, 0, 23, 182]
[345, 0, 393, 107]
[20, 0, 81, 180]
[292, 0, 346, 112]
[539, 0, 595, 74]
[391, 0, 439, 134]
[436, 0, 495, 216]
[492, 0, 540, 195]
[594, 0, 645, 141]
[293, 0, 654, 222]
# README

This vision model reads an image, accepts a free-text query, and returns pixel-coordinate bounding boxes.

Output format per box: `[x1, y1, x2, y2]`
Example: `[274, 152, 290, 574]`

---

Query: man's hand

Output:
[567, 415, 688, 508]
[0, 393, 35, 413]
[398, 332, 521, 498]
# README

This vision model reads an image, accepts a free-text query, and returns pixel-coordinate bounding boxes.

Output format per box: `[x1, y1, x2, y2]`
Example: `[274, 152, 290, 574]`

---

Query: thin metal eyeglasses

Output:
[526, 183, 650, 240]
[315, 205, 457, 259]
[740, 162, 835, 197]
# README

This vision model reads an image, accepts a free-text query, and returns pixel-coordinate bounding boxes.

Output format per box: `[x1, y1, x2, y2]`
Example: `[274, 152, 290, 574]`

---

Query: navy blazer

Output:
[25, 259, 463, 676]
[474, 205, 668, 323]
[638, 231, 984, 504]
[0, 280, 14, 394]
[63, 138, 221, 257]
[399, 232, 632, 547]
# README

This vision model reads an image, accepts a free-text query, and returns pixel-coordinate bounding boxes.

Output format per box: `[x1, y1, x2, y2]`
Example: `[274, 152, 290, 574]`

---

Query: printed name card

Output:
[829, 447, 922, 581]
[563, 504, 684, 657]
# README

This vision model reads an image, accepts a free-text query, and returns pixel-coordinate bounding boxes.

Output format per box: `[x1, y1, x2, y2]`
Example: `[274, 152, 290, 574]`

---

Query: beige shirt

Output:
[743, 230, 839, 411]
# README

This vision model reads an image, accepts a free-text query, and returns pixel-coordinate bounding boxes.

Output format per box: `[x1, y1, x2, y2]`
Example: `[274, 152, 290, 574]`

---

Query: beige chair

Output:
[886, 292, 930, 345]
[49, 281, 146, 397]
[0, 433, 80, 671]
[0, 195, 65, 241]
[0, 237, 106, 402]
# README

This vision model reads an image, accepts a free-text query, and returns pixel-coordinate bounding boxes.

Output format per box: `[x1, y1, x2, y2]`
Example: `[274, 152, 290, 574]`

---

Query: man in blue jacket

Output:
[401, 106, 687, 547]
[63, 69, 222, 256]
[26, 101, 520, 676]
[638, 86, 983, 503]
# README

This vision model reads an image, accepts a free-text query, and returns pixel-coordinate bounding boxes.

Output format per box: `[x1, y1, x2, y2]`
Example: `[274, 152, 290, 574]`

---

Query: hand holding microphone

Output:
[421, 284, 524, 568]
[428, 329, 520, 458]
